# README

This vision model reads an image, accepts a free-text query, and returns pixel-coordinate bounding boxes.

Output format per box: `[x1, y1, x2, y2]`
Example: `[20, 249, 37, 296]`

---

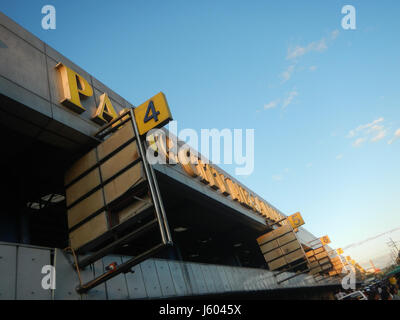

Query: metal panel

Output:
[16, 247, 52, 300]
[252, 271, 262, 290]
[0, 25, 50, 100]
[123, 256, 148, 299]
[231, 267, 245, 291]
[259, 270, 271, 290]
[184, 263, 200, 295]
[53, 249, 81, 300]
[0, 11, 45, 52]
[264, 273, 276, 289]
[189, 263, 208, 294]
[78, 264, 94, 300]
[252, 270, 261, 290]
[141, 259, 163, 298]
[209, 265, 225, 293]
[154, 259, 176, 297]
[91, 259, 108, 300]
[243, 272, 252, 291]
[216, 265, 231, 292]
[224, 266, 239, 291]
[267, 275, 277, 289]
[168, 261, 189, 296]
[102, 256, 129, 300]
[0, 244, 17, 300]
[243, 269, 255, 291]
[201, 264, 216, 294]
[79, 255, 107, 300]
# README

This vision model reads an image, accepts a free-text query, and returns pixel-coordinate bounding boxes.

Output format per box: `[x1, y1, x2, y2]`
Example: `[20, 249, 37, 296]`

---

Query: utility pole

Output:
[386, 238, 400, 265]
[387, 238, 399, 252]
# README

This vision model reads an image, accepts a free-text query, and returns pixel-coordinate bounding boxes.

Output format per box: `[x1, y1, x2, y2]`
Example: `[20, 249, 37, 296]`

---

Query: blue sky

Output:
[1, 0, 399, 268]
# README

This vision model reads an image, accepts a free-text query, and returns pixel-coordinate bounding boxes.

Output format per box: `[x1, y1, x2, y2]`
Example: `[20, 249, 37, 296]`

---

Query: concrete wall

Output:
[0, 242, 340, 300]
[0, 11, 133, 151]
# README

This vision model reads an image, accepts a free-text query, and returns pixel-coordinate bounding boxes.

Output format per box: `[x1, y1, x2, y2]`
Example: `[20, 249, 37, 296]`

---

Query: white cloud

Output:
[347, 117, 384, 138]
[282, 90, 298, 109]
[262, 90, 298, 111]
[279, 30, 339, 85]
[388, 128, 400, 145]
[306, 162, 312, 168]
[336, 154, 343, 160]
[286, 33, 334, 60]
[264, 99, 279, 110]
[280, 64, 295, 83]
[371, 129, 387, 142]
[331, 30, 339, 40]
[347, 117, 388, 147]
[272, 174, 283, 181]
[309, 65, 317, 71]
[353, 138, 366, 147]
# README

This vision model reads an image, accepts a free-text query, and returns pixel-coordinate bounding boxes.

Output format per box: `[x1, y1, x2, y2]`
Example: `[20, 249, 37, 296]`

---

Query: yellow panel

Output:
[64, 149, 97, 185]
[259, 240, 279, 254]
[270, 224, 292, 238]
[281, 241, 301, 255]
[268, 257, 287, 271]
[67, 189, 105, 228]
[314, 247, 325, 254]
[310, 266, 322, 275]
[100, 142, 139, 181]
[97, 121, 135, 160]
[306, 250, 315, 258]
[257, 224, 292, 244]
[277, 232, 297, 246]
[315, 252, 328, 260]
[320, 235, 331, 245]
[65, 168, 101, 206]
[285, 249, 304, 264]
[322, 263, 332, 271]
[69, 212, 108, 250]
[264, 248, 284, 262]
[134, 92, 172, 136]
[287, 212, 305, 229]
[118, 194, 152, 224]
[318, 257, 330, 265]
[103, 162, 146, 204]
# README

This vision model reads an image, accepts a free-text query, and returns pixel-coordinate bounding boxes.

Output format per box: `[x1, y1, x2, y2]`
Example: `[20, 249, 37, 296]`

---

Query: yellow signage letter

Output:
[55, 62, 93, 113]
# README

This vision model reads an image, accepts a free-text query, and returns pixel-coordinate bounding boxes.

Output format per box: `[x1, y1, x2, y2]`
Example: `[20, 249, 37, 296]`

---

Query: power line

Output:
[343, 226, 400, 250]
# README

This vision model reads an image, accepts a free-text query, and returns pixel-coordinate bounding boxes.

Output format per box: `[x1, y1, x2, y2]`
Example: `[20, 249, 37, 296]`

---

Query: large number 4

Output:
[143, 100, 160, 123]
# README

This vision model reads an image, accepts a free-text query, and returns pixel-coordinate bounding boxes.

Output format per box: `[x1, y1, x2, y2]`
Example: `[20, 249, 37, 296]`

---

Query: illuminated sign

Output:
[287, 212, 305, 229]
[134, 92, 173, 136]
[320, 235, 331, 246]
[56, 63, 121, 125]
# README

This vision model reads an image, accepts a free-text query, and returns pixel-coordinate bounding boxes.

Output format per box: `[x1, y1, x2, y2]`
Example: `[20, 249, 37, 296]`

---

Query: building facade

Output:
[0, 12, 340, 299]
